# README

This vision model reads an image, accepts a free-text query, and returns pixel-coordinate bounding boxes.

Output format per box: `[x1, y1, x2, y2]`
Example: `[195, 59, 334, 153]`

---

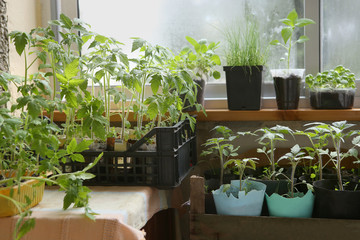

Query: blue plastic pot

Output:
[266, 190, 314, 218]
[212, 180, 266, 216]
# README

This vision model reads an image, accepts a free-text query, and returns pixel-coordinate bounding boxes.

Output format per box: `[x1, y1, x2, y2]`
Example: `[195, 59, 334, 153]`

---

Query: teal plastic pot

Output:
[266, 190, 314, 218]
[212, 180, 266, 216]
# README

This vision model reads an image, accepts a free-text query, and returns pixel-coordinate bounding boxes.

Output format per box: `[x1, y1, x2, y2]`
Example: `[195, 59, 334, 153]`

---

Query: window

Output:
[321, 0, 360, 76]
[77, 1, 360, 109]
[78, 0, 309, 108]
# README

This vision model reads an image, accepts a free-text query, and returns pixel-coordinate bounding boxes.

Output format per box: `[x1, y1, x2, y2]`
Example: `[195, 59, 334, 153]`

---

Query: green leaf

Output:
[65, 59, 79, 79]
[150, 75, 161, 94]
[92, 121, 106, 140]
[281, 27, 292, 44]
[69, 79, 85, 87]
[16, 218, 36, 240]
[131, 38, 146, 52]
[188, 52, 196, 61]
[60, 13, 73, 29]
[287, 9, 298, 24]
[27, 101, 41, 118]
[296, 18, 316, 27]
[67, 138, 77, 154]
[270, 40, 280, 45]
[147, 102, 158, 120]
[95, 34, 108, 43]
[213, 71, 221, 79]
[56, 73, 68, 84]
[63, 191, 75, 210]
[65, 91, 78, 108]
[12, 32, 29, 56]
[71, 153, 85, 162]
[77, 173, 95, 180]
[185, 36, 198, 48]
[280, 18, 293, 26]
[296, 35, 309, 44]
[85, 211, 96, 221]
[211, 55, 221, 65]
[82, 34, 93, 44]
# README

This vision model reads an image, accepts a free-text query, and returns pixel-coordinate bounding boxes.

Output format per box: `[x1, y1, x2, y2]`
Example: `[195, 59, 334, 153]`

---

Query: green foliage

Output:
[201, 126, 255, 185]
[310, 121, 360, 191]
[224, 157, 258, 190]
[177, 36, 221, 81]
[222, 16, 268, 66]
[270, 9, 315, 69]
[201, 126, 239, 185]
[305, 65, 356, 90]
[295, 122, 330, 180]
[278, 144, 313, 197]
[255, 125, 294, 180]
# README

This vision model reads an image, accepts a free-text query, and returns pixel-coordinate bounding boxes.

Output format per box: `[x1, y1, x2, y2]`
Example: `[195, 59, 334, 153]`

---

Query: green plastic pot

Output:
[266, 190, 314, 218]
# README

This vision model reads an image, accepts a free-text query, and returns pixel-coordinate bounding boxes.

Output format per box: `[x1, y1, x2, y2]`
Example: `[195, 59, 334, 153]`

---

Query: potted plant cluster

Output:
[201, 120, 360, 220]
[176, 36, 221, 111]
[265, 144, 314, 218]
[0, 14, 105, 238]
[222, 16, 268, 110]
[270, 9, 315, 110]
[1, 13, 213, 238]
[305, 65, 356, 109]
[201, 126, 266, 216]
[310, 121, 360, 219]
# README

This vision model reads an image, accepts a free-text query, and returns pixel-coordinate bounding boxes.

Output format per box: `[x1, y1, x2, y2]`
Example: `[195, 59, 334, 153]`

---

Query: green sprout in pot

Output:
[255, 125, 294, 180]
[278, 144, 313, 198]
[305, 66, 356, 109]
[270, 9, 315, 69]
[222, 15, 268, 67]
[223, 158, 258, 192]
[305, 65, 356, 90]
[314, 121, 360, 191]
[295, 122, 330, 180]
[179, 36, 221, 82]
[201, 126, 238, 186]
[175, 36, 221, 111]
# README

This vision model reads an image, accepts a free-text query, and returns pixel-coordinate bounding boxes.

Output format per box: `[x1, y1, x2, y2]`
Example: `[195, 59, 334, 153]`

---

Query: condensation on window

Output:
[322, 0, 360, 77]
[79, 0, 304, 84]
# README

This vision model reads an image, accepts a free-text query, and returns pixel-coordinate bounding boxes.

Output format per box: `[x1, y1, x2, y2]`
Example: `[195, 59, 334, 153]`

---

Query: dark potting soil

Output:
[273, 73, 301, 82]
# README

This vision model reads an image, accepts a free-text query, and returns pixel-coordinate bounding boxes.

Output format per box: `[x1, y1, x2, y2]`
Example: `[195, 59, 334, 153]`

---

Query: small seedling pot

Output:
[212, 180, 266, 216]
[309, 88, 355, 109]
[223, 66, 263, 110]
[0, 178, 45, 217]
[266, 190, 314, 218]
[313, 179, 360, 219]
[271, 69, 304, 110]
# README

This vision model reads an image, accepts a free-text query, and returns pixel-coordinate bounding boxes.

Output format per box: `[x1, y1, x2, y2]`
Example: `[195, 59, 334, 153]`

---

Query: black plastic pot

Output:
[313, 179, 360, 219]
[205, 192, 217, 214]
[223, 66, 263, 110]
[182, 79, 206, 112]
[310, 89, 355, 109]
[273, 74, 301, 110]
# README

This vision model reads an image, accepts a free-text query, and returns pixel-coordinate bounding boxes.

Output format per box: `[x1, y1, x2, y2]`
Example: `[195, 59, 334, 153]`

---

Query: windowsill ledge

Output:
[47, 108, 360, 122]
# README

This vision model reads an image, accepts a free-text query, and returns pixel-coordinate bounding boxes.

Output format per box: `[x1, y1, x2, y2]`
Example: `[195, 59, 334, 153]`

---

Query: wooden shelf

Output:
[195, 108, 360, 121]
[46, 108, 360, 122]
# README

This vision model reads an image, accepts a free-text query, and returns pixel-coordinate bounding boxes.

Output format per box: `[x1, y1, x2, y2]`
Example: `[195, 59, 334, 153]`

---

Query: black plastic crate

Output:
[61, 118, 197, 189]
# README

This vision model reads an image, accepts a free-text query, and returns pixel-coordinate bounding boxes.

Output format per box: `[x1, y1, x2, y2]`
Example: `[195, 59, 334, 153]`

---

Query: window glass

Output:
[321, 0, 360, 76]
[78, 0, 305, 86]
